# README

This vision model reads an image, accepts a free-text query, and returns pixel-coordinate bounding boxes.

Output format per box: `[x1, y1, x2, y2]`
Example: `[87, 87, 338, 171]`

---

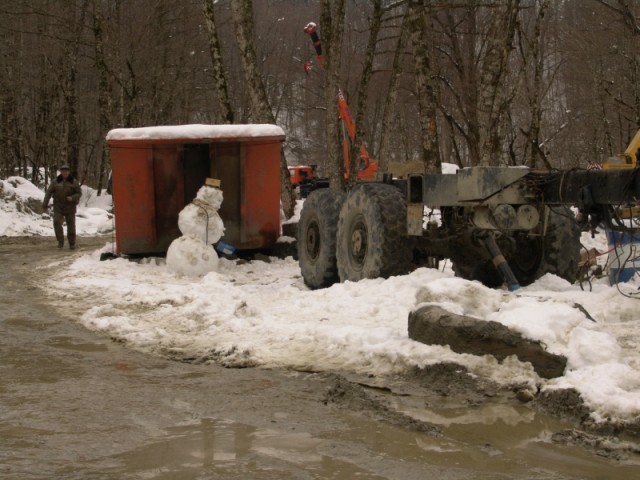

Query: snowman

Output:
[166, 180, 225, 277]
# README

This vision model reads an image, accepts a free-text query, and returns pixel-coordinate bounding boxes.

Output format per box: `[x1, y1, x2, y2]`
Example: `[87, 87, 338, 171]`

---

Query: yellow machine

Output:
[603, 129, 640, 218]
[603, 128, 640, 169]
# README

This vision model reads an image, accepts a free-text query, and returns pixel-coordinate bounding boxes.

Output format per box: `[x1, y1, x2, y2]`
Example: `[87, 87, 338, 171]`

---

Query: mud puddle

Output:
[1, 236, 639, 479]
[397, 402, 640, 477]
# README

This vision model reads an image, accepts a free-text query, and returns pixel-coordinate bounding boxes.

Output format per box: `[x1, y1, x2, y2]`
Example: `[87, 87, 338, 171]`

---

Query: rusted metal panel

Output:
[110, 144, 156, 255]
[153, 145, 184, 252]
[107, 125, 284, 255]
[242, 142, 281, 249]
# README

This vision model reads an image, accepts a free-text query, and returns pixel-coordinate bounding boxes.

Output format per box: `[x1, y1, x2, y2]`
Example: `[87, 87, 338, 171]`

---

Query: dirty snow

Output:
[2, 173, 640, 425]
[38, 232, 640, 425]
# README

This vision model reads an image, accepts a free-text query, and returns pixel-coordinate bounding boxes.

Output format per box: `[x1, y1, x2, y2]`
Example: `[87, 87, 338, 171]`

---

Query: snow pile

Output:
[416, 272, 640, 421]
[441, 162, 459, 174]
[44, 229, 640, 424]
[0, 176, 113, 236]
[79, 184, 113, 211]
[166, 185, 224, 277]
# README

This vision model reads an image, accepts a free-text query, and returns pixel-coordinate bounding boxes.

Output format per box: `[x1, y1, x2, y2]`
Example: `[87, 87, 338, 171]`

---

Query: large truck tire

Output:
[452, 206, 581, 287]
[510, 206, 581, 285]
[297, 188, 346, 289]
[336, 183, 413, 282]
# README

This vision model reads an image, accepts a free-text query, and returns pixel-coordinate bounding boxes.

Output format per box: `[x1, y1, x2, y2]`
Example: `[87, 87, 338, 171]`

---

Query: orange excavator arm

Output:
[304, 22, 377, 180]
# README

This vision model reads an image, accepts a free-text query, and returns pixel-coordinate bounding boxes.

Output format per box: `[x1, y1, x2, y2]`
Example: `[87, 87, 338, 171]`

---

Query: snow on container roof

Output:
[106, 124, 285, 142]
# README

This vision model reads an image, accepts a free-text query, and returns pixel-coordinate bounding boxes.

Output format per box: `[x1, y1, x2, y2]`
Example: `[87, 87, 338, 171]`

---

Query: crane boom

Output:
[304, 22, 377, 180]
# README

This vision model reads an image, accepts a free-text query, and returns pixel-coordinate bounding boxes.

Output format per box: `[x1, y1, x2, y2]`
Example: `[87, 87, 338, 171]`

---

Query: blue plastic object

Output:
[605, 229, 640, 284]
[216, 241, 236, 255]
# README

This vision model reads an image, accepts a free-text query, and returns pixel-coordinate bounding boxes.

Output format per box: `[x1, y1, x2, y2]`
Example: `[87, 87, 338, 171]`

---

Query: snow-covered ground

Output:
[3, 174, 640, 426]
[0, 176, 113, 236]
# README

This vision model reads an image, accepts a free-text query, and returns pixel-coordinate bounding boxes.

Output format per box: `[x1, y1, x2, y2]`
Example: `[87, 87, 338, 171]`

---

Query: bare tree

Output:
[516, 0, 552, 169]
[1, 0, 638, 197]
[433, 2, 521, 167]
[230, 0, 296, 218]
[320, 0, 347, 190]
[61, 0, 89, 177]
[347, 0, 383, 182]
[595, 0, 640, 35]
[91, 4, 111, 194]
[231, 0, 275, 123]
[407, 0, 440, 173]
[202, 0, 234, 124]
[378, 6, 410, 171]
[477, 0, 520, 166]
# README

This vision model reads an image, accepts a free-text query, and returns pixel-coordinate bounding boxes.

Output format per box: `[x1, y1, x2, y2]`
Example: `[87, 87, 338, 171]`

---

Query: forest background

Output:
[1, 0, 639, 216]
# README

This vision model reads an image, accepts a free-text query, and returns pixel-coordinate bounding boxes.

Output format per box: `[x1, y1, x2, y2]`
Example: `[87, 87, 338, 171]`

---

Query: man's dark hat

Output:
[60, 164, 70, 170]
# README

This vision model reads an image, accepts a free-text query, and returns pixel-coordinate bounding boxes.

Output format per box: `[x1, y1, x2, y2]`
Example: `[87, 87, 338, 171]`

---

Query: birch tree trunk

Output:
[63, 0, 88, 177]
[407, 0, 440, 174]
[92, 7, 111, 195]
[348, 0, 382, 183]
[231, 0, 274, 123]
[202, 0, 234, 124]
[478, 0, 520, 166]
[320, 0, 347, 190]
[230, 0, 296, 218]
[378, 7, 410, 171]
[518, 0, 552, 169]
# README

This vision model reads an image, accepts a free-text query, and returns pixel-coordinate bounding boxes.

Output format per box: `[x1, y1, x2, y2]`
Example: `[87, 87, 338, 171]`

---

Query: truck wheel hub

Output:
[305, 221, 321, 260]
[350, 221, 368, 264]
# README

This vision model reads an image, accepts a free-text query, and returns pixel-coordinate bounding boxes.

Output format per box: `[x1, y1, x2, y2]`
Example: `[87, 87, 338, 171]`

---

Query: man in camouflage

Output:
[42, 165, 82, 249]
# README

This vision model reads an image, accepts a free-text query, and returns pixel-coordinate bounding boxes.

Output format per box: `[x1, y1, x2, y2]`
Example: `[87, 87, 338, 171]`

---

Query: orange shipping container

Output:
[106, 124, 285, 255]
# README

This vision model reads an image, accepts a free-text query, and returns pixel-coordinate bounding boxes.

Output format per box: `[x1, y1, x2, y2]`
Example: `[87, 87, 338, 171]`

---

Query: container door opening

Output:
[210, 142, 242, 247]
[153, 144, 183, 252]
[183, 143, 211, 205]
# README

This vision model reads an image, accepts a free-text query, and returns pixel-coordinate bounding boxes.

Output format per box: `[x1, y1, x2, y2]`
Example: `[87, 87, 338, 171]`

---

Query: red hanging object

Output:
[303, 61, 313, 74]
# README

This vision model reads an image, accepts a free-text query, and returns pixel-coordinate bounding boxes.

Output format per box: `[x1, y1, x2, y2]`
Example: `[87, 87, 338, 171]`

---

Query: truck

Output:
[297, 165, 640, 290]
[288, 165, 316, 186]
[296, 22, 640, 291]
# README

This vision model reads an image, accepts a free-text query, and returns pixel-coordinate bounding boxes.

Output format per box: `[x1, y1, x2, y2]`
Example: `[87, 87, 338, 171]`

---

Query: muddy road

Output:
[0, 236, 638, 479]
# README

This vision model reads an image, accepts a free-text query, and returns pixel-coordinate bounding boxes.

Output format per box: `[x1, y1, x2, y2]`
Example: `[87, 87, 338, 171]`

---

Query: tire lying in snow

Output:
[451, 206, 581, 287]
[297, 188, 346, 289]
[336, 183, 413, 282]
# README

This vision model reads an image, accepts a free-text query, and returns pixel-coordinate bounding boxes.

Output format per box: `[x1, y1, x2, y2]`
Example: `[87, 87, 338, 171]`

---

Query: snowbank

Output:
[0, 176, 113, 237]
[4, 171, 639, 425]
